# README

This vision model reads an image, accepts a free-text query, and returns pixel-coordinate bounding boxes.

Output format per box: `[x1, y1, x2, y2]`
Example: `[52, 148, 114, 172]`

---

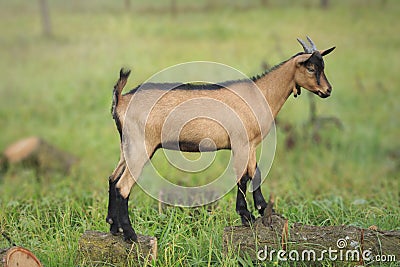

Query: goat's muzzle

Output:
[316, 87, 331, 98]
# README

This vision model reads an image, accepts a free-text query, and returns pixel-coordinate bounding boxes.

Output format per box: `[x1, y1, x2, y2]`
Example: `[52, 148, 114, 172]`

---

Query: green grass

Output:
[0, 0, 399, 266]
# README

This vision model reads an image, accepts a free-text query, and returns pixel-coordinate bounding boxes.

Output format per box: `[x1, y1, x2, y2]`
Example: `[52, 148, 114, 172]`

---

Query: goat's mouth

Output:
[316, 90, 331, 98]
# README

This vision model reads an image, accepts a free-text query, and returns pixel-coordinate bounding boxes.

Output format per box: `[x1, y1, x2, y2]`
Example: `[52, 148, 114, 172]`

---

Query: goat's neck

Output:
[254, 60, 296, 118]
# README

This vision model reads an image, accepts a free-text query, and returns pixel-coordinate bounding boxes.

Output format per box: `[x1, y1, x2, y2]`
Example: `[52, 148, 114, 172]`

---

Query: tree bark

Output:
[76, 230, 157, 267]
[223, 215, 400, 264]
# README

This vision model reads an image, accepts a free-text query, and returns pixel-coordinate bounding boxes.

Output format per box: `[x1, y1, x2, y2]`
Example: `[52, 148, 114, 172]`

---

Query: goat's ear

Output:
[295, 53, 312, 67]
[321, 46, 336, 56]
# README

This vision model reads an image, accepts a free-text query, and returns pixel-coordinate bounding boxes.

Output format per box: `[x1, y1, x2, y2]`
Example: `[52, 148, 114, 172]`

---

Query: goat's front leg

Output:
[251, 165, 275, 227]
[251, 165, 268, 216]
[236, 174, 255, 226]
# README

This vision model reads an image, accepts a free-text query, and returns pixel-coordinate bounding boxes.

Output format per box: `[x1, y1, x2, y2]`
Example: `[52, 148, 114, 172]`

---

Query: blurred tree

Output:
[38, 0, 52, 37]
[171, 0, 177, 16]
[321, 0, 329, 9]
[125, 0, 131, 10]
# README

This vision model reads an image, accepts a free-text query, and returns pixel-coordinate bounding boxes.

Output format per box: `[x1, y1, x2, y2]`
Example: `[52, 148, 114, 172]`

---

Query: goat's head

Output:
[293, 36, 335, 98]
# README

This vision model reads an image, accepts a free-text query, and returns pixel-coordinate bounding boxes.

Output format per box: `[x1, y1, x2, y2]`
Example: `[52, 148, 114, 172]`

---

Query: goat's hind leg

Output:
[106, 155, 126, 235]
[115, 170, 137, 242]
[115, 145, 151, 243]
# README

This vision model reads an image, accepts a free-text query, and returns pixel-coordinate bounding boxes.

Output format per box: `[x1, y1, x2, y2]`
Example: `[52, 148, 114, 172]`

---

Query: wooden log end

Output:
[3, 137, 41, 164]
[1, 136, 77, 176]
[1, 246, 42, 267]
[77, 230, 157, 267]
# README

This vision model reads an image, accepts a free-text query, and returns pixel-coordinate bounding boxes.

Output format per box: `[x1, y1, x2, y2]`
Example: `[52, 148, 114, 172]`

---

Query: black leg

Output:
[236, 174, 255, 226]
[116, 188, 137, 243]
[252, 165, 268, 216]
[106, 166, 126, 235]
[106, 176, 121, 235]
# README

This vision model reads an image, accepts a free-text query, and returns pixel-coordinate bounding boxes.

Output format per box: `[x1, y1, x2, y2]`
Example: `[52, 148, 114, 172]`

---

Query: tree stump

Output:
[0, 136, 76, 177]
[0, 246, 42, 267]
[223, 215, 400, 265]
[77, 230, 157, 267]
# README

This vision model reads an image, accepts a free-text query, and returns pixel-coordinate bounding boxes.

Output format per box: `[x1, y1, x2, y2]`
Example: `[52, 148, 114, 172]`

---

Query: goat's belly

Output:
[162, 141, 230, 152]
[160, 118, 231, 152]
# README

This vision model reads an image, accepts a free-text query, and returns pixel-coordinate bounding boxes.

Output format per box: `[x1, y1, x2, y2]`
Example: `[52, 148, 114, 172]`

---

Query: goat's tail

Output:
[114, 68, 131, 98]
[112, 68, 131, 116]
[111, 68, 131, 140]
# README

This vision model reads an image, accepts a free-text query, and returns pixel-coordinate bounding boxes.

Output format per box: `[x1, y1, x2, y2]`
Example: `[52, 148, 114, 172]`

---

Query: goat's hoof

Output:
[121, 224, 138, 243]
[257, 207, 266, 216]
[256, 202, 268, 216]
[110, 229, 122, 236]
[123, 230, 138, 243]
[241, 213, 256, 226]
[106, 217, 114, 225]
[261, 216, 273, 228]
[109, 224, 122, 236]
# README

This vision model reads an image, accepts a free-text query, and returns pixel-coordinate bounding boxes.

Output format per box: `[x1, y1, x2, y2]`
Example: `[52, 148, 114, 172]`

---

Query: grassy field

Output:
[0, 0, 399, 266]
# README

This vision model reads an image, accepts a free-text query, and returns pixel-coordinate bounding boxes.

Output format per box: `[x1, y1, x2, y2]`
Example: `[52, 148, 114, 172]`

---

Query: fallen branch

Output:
[223, 215, 399, 265]
[0, 136, 76, 177]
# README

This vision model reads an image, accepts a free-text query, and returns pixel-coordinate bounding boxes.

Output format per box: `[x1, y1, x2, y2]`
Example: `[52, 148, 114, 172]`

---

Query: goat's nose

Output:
[327, 87, 332, 94]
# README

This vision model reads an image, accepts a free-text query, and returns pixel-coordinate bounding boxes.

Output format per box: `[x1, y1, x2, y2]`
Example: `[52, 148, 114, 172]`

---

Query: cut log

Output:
[0, 136, 76, 177]
[77, 230, 157, 267]
[0, 246, 42, 267]
[223, 215, 400, 264]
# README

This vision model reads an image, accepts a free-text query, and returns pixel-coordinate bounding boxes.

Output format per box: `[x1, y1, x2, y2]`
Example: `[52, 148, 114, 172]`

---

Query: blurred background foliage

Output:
[0, 0, 398, 265]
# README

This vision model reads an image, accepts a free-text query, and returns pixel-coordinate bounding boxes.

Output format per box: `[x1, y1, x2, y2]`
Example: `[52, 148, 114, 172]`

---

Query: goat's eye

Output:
[307, 67, 315, 74]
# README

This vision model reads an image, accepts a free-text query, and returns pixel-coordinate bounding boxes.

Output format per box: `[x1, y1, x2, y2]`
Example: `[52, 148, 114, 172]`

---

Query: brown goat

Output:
[106, 37, 335, 242]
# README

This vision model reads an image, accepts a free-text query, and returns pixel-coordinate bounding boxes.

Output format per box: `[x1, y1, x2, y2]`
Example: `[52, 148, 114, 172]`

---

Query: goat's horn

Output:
[297, 38, 312, 53]
[306, 36, 317, 51]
